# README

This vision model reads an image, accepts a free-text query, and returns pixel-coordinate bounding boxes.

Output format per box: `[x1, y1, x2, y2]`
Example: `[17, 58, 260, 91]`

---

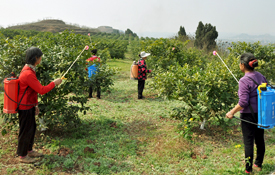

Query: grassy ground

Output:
[0, 59, 275, 175]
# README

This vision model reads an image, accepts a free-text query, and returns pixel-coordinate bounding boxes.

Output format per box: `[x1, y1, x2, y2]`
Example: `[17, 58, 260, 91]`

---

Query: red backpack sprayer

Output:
[3, 73, 23, 114]
[3, 45, 89, 114]
[3, 71, 36, 114]
[213, 51, 275, 129]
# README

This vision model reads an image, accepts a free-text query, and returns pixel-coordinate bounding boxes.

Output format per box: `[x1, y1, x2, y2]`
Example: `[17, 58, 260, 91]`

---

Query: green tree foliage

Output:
[228, 41, 275, 83]
[194, 21, 204, 49]
[0, 28, 41, 39]
[140, 38, 206, 71]
[127, 37, 157, 61]
[146, 39, 238, 125]
[88, 33, 129, 59]
[137, 38, 274, 131]
[194, 21, 218, 50]
[125, 28, 138, 38]
[87, 62, 118, 93]
[178, 26, 186, 36]
[0, 31, 90, 131]
[1, 28, 273, 138]
[0, 30, 118, 133]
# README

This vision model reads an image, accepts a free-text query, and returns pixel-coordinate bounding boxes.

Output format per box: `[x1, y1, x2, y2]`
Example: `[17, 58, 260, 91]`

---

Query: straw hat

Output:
[140, 51, 150, 58]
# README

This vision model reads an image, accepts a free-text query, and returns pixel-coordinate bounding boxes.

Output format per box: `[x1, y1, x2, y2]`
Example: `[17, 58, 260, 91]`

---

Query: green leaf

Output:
[1, 129, 7, 136]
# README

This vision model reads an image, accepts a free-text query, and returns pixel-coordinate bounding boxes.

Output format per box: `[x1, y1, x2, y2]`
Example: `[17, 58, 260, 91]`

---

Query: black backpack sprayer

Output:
[3, 45, 89, 114]
[213, 51, 275, 129]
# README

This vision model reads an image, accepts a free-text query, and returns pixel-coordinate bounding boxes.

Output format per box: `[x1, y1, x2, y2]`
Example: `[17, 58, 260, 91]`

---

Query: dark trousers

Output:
[138, 80, 145, 98]
[89, 85, 101, 98]
[241, 113, 265, 172]
[17, 107, 36, 157]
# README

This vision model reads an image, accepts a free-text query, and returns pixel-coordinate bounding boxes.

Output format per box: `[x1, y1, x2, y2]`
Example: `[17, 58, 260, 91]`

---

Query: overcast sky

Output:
[1, 0, 275, 38]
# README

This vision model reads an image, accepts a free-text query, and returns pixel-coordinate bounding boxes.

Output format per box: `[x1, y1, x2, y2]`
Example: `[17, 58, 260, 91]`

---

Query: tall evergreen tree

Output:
[178, 26, 186, 36]
[194, 21, 205, 49]
[194, 21, 218, 50]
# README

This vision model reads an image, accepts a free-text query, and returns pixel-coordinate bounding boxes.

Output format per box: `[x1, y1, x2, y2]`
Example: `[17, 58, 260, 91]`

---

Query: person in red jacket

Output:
[137, 51, 152, 99]
[86, 49, 101, 99]
[17, 47, 62, 163]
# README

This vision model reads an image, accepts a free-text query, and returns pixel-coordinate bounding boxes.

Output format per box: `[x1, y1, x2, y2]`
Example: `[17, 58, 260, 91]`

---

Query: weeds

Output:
[6, 167, 17, 174]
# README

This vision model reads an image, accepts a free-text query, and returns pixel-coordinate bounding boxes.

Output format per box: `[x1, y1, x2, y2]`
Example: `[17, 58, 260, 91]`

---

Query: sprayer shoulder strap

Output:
[15, 86, 29, 111]
[15, 70, 31, 111]
[246, 76, 259, 122]
[246, 76, 260, 86]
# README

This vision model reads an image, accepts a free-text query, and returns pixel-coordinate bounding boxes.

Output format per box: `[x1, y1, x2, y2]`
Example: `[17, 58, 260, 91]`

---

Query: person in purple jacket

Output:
[226, 53, 267, 174]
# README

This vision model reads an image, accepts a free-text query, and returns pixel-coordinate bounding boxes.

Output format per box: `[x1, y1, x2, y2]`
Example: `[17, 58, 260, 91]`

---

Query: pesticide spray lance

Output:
[88, 33, 92, 43]
[213, 51, 269, 128]
[61, 45, 89, 80]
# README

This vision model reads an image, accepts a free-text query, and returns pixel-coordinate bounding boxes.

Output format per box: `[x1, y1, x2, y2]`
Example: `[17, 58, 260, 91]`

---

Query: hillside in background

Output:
[219, 33, 275, 44]
[5, 19, 122, 35]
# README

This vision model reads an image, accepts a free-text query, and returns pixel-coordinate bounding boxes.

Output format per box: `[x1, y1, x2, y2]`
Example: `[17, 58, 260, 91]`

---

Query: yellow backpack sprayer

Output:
[130, 61, 138, 80]
[213, 51, 275, 129]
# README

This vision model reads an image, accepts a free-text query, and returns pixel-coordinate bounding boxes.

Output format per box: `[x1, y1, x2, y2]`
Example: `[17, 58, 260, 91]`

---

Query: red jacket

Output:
[18, 65, 55, 110]
[86, 55, 100, 62]
[85, 55, 100, 71]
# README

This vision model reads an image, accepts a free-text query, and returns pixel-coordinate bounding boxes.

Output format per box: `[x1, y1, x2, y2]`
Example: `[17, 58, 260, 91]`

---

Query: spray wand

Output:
[213, 51, 239, 83]
[88, 33, 92, 43]
[213, 51, 269, 128]
[61, 45, 89, 80]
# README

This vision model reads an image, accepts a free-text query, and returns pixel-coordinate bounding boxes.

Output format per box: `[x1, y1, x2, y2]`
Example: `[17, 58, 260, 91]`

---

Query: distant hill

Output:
[97, 26, 122, 34]
[219, 33, 275, 44]
[6, 19, 122, 35]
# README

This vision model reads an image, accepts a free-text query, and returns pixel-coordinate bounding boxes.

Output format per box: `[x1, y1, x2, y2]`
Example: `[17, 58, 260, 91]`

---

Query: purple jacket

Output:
[238, 71, 267, 113]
